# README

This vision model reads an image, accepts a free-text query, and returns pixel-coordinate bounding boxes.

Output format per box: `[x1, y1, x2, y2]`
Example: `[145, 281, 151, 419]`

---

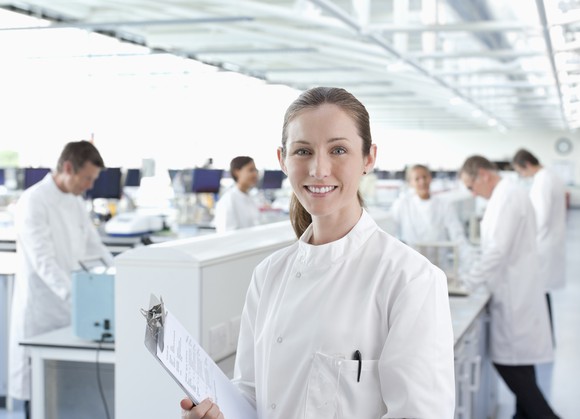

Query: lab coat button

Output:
[296, 272, 301, 278]
[277, 336, 283, 343]
[271, 403, 277, 410]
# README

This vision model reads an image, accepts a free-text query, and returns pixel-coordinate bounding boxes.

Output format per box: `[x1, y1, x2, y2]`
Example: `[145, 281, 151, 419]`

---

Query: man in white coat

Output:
[8, 141, 114, 417]
[512, 148, 566, 342]
[460, 155, 559, 419]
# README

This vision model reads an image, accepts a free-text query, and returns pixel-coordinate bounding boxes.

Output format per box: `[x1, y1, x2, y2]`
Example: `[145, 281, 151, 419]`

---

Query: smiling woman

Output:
[277, 87, 375, 241]
[181, 87, 457, 419]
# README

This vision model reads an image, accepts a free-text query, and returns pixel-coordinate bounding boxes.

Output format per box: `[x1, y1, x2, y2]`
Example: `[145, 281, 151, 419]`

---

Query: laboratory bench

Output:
[19, 327, 114, 419]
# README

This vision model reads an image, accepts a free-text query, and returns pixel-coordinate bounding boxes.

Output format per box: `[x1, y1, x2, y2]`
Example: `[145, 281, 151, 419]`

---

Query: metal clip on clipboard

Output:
[141, 295, 196, 403]
[141, 294, 166, 353]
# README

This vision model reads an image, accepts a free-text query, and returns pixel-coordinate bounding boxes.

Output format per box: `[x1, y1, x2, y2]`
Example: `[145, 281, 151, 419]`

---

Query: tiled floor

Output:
[2, 210, 580, 419]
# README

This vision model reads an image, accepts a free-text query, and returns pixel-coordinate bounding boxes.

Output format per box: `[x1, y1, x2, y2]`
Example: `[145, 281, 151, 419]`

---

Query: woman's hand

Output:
[180, 398, 224, 419]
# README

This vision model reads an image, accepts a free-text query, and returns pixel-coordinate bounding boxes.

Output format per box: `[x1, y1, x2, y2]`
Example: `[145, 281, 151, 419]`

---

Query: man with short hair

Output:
[512, 148, 567, 339]
[8, 141, 114, 417]
[460, 155, 559, 419]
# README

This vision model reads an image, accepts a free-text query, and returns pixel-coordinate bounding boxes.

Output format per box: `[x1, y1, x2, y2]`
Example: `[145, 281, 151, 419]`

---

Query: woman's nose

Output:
[309, 154, 331, 179]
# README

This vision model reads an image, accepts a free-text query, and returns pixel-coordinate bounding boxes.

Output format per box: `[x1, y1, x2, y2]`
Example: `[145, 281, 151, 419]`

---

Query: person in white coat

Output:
[213, 156, 260, 233]
[460, 155, 559, 419]
[182, 87, 455, 418]
[8, 141, 114, 415]
[391, 164, 466, 245]
[512, 148, 566, 341]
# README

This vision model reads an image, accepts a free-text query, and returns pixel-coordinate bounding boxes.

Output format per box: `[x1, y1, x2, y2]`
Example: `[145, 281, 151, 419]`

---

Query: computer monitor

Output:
[125, 168, 141, 187]
[374, 170, 390, 180]
[260, 170, 286, 190]
[86, 167, 122, 199]
[394, 170, 406, 180]
[24, 168, 51, 189]
[0, 168, 4, 185]
[168, 169, 180, 182]
[191, 168, 223, 193]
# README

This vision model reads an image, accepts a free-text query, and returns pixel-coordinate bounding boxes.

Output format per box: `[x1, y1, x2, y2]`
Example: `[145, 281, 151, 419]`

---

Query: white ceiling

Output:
[2, 0, 580, 131]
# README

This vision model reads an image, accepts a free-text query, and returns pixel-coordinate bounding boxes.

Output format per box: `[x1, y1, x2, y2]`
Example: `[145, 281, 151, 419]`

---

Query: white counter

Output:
[449, 289, 490, 346]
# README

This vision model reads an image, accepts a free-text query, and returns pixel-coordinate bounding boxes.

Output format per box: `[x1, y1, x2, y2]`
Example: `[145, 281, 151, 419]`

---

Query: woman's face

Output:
[278, 103, 375, 221]
[235, 161, 259, 191]
[409, 167, 432, 199]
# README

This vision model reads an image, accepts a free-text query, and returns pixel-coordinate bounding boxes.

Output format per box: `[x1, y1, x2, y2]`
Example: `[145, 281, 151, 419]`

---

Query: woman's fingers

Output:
[180, 398, 194, 410]
[180, 398, 220, 419]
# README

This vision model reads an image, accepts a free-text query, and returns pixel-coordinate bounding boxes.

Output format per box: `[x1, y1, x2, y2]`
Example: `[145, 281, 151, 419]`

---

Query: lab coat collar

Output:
[297, 209, 378, 267]
[489, 177, 508, 201]
[40, 173, 70, 203]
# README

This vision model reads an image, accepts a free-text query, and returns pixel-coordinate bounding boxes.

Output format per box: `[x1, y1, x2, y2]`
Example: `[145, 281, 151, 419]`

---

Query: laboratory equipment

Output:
[105, 212, 164, 236]
[72, 266, 115, 341]
[414, 241, 468, 296]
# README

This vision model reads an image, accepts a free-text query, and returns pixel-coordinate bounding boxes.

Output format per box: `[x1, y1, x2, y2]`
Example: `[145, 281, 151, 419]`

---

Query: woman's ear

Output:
[277, 147, 288, 175]
[363, 144, 377, 174]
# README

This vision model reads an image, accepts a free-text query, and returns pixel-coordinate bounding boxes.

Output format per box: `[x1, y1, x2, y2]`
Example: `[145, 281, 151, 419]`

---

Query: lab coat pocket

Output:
[305, 352, 383, 419]
[337, 358, 383, 418]
[305, 352, 342, 419]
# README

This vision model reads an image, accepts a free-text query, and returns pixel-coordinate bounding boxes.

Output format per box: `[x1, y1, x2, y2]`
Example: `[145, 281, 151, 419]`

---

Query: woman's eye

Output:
[332, 147, 347, 155]
[295, 149, 311, 156]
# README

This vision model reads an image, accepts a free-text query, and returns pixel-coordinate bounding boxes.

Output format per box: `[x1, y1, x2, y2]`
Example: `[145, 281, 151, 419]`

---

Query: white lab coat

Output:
[8, 174, 113, 400]
[214, 186, 260, 233]
[465, 179, 553, 365]
[390, 191, 466, 245]
[232, 210, 455, 419]
[530, 168, 567, 291]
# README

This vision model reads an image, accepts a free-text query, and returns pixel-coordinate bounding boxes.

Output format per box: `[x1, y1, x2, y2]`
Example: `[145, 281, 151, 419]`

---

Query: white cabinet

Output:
[114, 221, 296, 419]
[454, 308, 497, 419]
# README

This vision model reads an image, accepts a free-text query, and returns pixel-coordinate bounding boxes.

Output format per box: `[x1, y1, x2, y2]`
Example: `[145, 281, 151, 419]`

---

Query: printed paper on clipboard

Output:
[142, 295, 257, 419]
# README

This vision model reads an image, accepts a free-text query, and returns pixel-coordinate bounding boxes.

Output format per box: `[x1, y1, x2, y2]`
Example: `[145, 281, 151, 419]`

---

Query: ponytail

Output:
[289, 194, 312, 238]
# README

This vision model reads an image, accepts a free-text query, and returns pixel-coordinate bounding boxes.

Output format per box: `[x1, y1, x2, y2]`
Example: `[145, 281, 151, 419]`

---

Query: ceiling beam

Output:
[410, 49, 545, 60]
[0, 15, 255, 31]
[535, 0, 569, 129]
[366, 21, 542, 34]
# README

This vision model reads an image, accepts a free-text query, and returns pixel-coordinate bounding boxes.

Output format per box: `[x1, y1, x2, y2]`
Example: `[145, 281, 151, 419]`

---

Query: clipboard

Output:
[141, 295, 258, 419]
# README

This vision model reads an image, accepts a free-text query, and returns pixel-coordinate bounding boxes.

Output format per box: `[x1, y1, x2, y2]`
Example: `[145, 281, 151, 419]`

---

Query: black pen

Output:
[353, 350, 362, 382]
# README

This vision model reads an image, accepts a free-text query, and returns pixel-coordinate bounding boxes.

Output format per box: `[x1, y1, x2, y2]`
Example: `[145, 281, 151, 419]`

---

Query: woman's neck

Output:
[237, 183, 250, 193]
[309, 206, 362, 245]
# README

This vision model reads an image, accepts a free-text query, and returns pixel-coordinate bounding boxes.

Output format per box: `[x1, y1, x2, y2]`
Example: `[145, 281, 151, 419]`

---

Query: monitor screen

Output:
[191, 168, 223, 193]
[86, 167, 122, 199]
[125, 168, 141, 187]
[0, 168, 4, 185]
[24, 168, 51, 189]
[168, 169, 180, 182]
[260, 170, 286, 190]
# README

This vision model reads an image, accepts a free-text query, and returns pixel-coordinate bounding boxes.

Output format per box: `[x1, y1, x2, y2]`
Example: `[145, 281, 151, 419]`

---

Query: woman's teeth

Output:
[307, 186, 336, 193]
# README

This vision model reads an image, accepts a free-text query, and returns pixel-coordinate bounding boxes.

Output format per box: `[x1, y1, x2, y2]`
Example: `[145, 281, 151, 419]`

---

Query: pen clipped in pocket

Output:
[304, 352, 384, 419]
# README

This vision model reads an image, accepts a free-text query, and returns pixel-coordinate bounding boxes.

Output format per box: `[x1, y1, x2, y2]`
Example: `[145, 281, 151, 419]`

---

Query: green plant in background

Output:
[0, 150, 19, 167]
